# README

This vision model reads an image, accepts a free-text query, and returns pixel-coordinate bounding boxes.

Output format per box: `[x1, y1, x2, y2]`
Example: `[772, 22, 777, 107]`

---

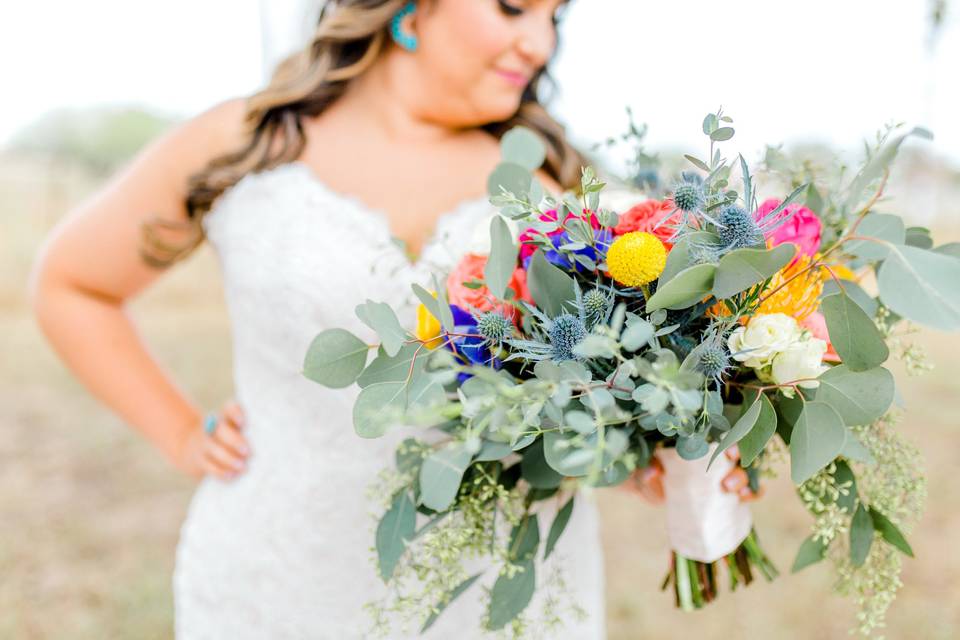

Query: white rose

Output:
[771, 337, 829, 388]
[727, 313, 801, 368]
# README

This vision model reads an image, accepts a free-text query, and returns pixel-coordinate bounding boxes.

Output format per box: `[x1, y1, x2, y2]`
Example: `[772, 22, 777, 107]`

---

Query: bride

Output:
[29, 0, 757, 637]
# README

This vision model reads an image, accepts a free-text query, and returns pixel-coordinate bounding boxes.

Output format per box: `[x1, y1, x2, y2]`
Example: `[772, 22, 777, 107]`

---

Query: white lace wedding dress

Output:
[173, 161, 607, 639]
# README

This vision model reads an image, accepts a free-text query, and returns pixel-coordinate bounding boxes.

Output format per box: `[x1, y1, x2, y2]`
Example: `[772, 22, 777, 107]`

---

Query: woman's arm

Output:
[27, 98, 252, 481]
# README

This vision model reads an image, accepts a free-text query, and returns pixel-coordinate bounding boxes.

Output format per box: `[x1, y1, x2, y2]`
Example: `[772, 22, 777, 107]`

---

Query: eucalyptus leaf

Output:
[869, 508, 914, 557]
[677, 434, 709, 460]
[358, 344, 422, 387]
[353, 380, 407, 438]
[303, 328, 369, 389]
[484, 216, 518, 300]
[840, 431, 876, 464]
[814, 365, 895, 426]
[710, 127, 735, 141]
[620, 319, 654, 351]
[821, 293, 889, 371]
[521, 439, 564, 489]
[487, 162, 532, 199]
[501, 127, 546, 170]
[821, 279, 878, 317]
[527, 250, 576, 317]
[844, 126, 932, 212]
[877, 244, 960, 330]
[658, 232, 718, 284]
[708, 394, 761, 469]
[432, 273, 455, 333]
[850, 503, 874, 567]
[544, 498, 574, 559]
[419, 444, 473, 511]
[738, 393, 777, 467]
[411, 284, 441, 323]
[792, 535, 827, 573]
[712, 244, 796, 299]
[376, 491, 416, 580]
[646, 263, 717, 312]
[845, 213, 904, 260]
[420, 574, 482, 633]
[487, 560, 536, 630]
[356, 300, 408, 358]
[476, 439, 513, 462]
[789, 401, 848, 484]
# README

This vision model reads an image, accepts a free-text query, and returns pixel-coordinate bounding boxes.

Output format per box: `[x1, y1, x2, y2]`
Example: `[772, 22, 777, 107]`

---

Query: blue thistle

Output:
[672, 182, 706, 213]
[476, 311, 512, 344]
[582, 288, 612, 327]
[548, 313, 587, 362]
[697, 343, 731, 383]
[716, 204, 764, 250]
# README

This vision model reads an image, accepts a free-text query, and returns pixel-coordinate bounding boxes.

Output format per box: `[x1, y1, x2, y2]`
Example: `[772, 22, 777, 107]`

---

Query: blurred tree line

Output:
[7, 107, 175, 175]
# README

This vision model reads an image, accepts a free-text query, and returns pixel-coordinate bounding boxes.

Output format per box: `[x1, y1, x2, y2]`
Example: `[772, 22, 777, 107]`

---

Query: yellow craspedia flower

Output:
[415, 291, 443, 349]
[607, 232, 667, 287]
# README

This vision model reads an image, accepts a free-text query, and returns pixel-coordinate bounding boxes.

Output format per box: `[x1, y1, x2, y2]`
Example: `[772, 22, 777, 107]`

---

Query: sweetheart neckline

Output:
[236, 161, 493, 269]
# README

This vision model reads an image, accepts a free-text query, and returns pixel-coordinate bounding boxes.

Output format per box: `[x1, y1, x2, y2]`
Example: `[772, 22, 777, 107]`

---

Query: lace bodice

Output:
[172, 161, 606, 639]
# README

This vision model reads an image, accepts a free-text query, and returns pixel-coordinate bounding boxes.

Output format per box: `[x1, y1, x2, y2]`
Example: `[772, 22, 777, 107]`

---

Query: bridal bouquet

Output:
[304, 111, 953, 636]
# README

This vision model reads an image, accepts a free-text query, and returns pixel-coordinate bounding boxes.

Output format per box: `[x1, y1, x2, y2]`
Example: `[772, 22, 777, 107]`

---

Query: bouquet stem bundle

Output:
[664, 529, 778, 610]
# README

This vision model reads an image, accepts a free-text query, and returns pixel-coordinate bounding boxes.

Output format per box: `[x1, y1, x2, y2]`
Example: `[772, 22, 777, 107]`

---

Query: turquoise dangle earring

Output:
[389, 1, 418, 52]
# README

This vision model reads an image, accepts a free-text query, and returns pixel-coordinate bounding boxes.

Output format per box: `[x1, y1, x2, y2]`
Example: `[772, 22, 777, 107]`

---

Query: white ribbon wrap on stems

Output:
[656, 444, 753, 563]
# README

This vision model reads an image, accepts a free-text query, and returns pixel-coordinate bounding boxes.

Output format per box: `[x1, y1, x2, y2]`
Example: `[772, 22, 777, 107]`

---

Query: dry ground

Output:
[2, 156, 958, 639]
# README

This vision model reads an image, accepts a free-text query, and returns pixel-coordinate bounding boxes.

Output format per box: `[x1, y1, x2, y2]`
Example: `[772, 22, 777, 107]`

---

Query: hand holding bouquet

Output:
[304, 110, 951, 636]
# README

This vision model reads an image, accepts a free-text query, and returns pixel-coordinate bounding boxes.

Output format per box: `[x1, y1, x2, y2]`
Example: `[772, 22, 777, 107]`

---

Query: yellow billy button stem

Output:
[415, 291, 444, 349]
[607, 231, 667, 288]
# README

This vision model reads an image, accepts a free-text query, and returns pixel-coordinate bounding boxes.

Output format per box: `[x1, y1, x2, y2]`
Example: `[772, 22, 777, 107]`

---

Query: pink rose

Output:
[754, 198, 822, 259]
[519, 208, 601, 262]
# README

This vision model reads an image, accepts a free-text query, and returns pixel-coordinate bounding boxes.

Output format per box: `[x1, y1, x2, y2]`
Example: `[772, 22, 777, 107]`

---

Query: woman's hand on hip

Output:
[174, 400, 251, 481]
[624, 445, 764, 504]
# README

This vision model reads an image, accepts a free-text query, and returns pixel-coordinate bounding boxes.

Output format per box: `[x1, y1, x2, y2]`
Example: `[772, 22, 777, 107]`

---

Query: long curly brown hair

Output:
[141, 0, 586, 268]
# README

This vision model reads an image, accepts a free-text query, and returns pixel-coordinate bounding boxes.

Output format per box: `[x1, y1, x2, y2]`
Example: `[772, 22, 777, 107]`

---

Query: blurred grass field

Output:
[2, 153, 958, 639]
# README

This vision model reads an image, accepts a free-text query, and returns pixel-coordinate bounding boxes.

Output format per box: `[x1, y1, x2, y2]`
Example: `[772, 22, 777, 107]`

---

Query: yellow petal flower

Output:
[415, 292, 443, 349]
[607, 232, 667, 287]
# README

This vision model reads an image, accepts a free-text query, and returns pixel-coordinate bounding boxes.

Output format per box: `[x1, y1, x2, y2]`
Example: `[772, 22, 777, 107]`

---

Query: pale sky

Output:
[2, 0, 958, 166]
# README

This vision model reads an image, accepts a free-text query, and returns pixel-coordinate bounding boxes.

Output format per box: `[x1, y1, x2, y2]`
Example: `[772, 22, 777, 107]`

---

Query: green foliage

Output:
[500, 127, 547, 171]
[877, 244, 960, 330]
[712, 244, 796, 299]
[356, 300, 408, 357]
[821, 293, 889, 371]
[376, 491, 416, 580]
[418, 444, 473, 512]
[302, 328, 368, 389]
[526, 250, 576, 317]
[737, 393, 777, 467]
[484, 216, 518, 299]
[814, 366, 895, 426]
[792, 535, 827, 573]
[849, 503, 874, 567]
[544, 498, 574, 560]
[645, 263, 717, 311]
[790, 401, 847, 484]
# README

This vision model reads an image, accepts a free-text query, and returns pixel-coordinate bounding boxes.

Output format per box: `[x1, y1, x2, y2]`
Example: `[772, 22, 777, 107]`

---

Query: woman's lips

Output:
[495, 69, 530, 87]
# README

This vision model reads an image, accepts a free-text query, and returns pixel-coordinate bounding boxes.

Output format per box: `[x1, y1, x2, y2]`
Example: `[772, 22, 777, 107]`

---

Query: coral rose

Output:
[613, 198, 682, 248]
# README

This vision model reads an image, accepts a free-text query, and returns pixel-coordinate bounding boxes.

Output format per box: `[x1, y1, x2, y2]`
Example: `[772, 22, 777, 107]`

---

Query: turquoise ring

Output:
[203, 412, 218, 436]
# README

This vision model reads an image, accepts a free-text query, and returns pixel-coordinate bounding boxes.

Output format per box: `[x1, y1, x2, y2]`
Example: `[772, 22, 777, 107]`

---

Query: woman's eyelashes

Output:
[497, 0, 524, 17]
[498, 0, 564, 25]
